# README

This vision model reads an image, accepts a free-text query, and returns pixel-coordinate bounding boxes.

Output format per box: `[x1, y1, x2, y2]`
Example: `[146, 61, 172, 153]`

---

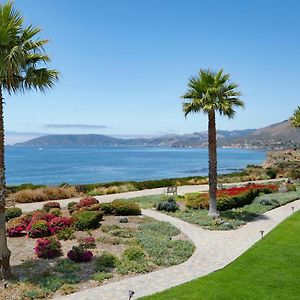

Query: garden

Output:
[132, 182, 300, 230]
[3, 198, 195, 300]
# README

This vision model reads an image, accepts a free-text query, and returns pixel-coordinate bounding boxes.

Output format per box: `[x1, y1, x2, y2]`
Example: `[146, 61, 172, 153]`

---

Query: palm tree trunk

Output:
[0, 86, 11, 278]
[207, 110, 218, 217]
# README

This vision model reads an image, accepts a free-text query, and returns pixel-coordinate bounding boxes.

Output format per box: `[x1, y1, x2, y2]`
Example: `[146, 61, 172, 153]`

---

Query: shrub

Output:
[43, 201, 60, 212]
[34, 237, 62, 258]
[185, 193, 208, 209]
[48, 217, 72, 235]
[76, 197, 99, 209]
[110, 200, 141, 216]
[5, 207, 22, 221]
[56, 259, 80, 273]
[67, 245, 93, 262]
[266, 168, 277, 179]
[49, 208, 61, 217]
[56, 227, 75, 240]
[95, 252, 120, 272]
[28, 220, 50, 238]
[7, 216, 26, 237]
[286, 183, 297, 192]
[13, 189, 48, 203]
[123, 246, 145, 261]
[30, 211, 56, 223]
[60, 284, 78, 295]
[156, 198, 179, 212]
[72, 211, 102, 231]
[68, 201, 77, 214]
[99, 202, 114, 215]
[91, 271, 113, 282]
[79, 236, 96, 248]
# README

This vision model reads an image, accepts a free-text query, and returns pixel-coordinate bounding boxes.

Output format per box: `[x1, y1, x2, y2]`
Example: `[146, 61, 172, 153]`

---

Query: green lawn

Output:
[140, 210, 300, 300]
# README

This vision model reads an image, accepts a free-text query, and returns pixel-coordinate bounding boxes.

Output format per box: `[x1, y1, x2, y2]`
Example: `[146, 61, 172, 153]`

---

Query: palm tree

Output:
[290, 106, 300, 128]
[0, 1, 59, 277]
[181, 69, 244, 217]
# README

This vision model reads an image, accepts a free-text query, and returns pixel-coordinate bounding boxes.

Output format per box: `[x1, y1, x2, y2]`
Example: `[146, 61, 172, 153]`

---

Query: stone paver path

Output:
[53, 198, 300, 300]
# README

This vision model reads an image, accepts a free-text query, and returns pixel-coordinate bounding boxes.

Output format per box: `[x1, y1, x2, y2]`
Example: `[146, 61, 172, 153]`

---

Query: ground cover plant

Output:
[141, 210, 300, 300]
[2, 199, 194, 299]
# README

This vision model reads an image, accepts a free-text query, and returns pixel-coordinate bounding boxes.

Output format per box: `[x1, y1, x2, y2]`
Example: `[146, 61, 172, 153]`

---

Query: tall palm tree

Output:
[0, 1, 59, 277]
[290, 106, 300, 128]
[181, 69, 244, 217]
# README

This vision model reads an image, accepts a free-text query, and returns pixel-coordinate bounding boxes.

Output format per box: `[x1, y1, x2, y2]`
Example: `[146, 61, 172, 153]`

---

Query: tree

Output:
[181, 69, 244, 217]
[290, 106, 300, 128]
[0, 1, 59, 277]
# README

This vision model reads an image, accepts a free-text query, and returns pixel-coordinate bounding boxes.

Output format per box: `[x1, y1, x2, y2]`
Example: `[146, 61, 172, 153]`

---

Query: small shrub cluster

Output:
[75, 197, 99, 210]
[72, 210, 102, 231]
[6, 216, 26, 237]
[34, 237, 62, 258]
[156, 197, 179, 212]
[5, 207, 22, 221]
[79, 236, 96, 248]
[87, 183, 137, 196]
[95, 252, 119, 271]
[28, 220, 50, 238]
[43, 201, 61, 212]
[56, 227, 75, 240]
[48, 217, 72, 235]
[13, 186, 77, 203]
[99, 200, 141, 216]
[67, 245, 93, 262]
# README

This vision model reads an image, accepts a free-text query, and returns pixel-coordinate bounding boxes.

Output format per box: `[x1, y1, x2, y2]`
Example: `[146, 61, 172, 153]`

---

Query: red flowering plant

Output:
[34, 237, 62, 259]
[79, 236, 96, 248]
[28, 220, 50, 238]
[26, 211, 56, 234]
[75, 197, 99, 210]
[43, 201, 61, 212]
[49, 217, 72, 235]
[67, 245, 93, 262]
[6, 216, 27, 237]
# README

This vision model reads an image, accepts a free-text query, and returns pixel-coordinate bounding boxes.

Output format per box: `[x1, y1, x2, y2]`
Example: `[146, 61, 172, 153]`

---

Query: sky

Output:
[3, 0, 300, 144]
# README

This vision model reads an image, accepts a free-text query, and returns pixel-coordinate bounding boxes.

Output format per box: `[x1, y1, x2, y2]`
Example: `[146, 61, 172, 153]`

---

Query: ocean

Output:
[5, 146, 267, 186]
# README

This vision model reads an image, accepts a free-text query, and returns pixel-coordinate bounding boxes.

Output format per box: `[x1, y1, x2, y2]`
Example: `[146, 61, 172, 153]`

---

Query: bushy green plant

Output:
[5, 207, 22, 221]
[156, 198, 179, 212]
[49, 208, 61, 216]
[123, 245, 145, 261]
[110, 200, 141, 215]
[95, 252, 119, 271]
[28, 220, 50, 238]
[99, 202, 114, 215]
[72, 210, 102, 231]
[68, 201, 77, 214]
[56, 227, 75, 240]
[91, 271, 113, 282]
[266, 168, 277, 179]
[60, 284, 78, 295]
[56, 259, 80, 273]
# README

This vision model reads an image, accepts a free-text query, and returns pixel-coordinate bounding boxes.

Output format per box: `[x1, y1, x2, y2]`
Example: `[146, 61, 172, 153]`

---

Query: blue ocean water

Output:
[5, 147, 267, 185]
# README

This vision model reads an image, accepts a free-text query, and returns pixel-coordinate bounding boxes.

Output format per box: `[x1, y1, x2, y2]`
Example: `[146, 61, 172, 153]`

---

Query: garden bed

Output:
[3, 199, 195, 300]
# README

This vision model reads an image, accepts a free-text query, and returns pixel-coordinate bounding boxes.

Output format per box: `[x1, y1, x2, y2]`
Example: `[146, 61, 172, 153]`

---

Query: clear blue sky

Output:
[3, 0, 300, 143]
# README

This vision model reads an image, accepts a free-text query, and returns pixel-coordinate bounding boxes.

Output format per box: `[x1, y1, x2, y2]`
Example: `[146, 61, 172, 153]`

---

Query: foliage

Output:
[34, 237, 62, 258]
[110, 199, 141, 216]
[290, 106, 300, 128]
[138, 221, 194, 266]
[67, 245, 93, 262]
[56, 227, 75, 240]
[95, 252, 120, 271]
[75, 197, 99, 210]
[91, 271, 113, 282]
[49, 208, 61, 216]
[79, 236, 96, 248]
[72, 210, 102, 231]
[43, 201, 60, 212]
[123, 245, 145, 261]
[13, 187, 76, 203]
[68, 201, 77, 214]
[156, 197, 179, 212]
[28, 220, 49, 238]
[60, 284, 78, 295]
[48, 217, 72, 234]
[266, 168, 277, 179]
[5, 207, 22, 221]
[56, 259, 80, 273]
[7, 216, 27, 236]
[101, 224, 136, 238]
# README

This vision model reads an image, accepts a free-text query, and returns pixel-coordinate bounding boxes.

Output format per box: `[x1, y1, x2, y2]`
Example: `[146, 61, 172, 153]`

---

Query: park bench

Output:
[165, 186, 177, 195]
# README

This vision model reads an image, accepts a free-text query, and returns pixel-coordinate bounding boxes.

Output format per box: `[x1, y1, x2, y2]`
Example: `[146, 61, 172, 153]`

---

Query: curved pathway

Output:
[53, 198, 300, 300]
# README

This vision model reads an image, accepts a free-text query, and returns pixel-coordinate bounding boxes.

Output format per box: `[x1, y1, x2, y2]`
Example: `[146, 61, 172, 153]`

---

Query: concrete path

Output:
[54, 198, 300, 300]
[17, 178, 284, 212]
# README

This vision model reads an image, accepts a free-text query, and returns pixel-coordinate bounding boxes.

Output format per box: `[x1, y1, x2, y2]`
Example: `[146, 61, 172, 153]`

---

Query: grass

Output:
[141, 210, 300, 300]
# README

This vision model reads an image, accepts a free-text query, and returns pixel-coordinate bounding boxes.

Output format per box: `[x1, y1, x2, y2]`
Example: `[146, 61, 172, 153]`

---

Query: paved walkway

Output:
[17, 178, 284, 212]
[53, 198, 300, 300]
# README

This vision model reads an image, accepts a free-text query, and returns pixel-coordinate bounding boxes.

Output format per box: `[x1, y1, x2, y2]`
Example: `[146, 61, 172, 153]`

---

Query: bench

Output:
[165, 186, 177, 195]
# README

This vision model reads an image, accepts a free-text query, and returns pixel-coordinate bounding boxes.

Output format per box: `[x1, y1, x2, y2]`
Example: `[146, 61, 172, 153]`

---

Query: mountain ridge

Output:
[13, 120, 300, 149]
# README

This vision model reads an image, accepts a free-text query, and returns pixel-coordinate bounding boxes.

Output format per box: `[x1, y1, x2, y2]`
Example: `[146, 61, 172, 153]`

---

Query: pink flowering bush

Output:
[34, 237, 62, 258]
[28, 220, 50, 238]
[7, 217, 26, 237]
[49, 217, 72, 235]
[79, 236, 96, 248]
[67, 245, 93, 262]
[76, 197, 99, 210]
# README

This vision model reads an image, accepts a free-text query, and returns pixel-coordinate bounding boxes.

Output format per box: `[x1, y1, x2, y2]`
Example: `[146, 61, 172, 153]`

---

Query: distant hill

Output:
[13, 120, 299, 149]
